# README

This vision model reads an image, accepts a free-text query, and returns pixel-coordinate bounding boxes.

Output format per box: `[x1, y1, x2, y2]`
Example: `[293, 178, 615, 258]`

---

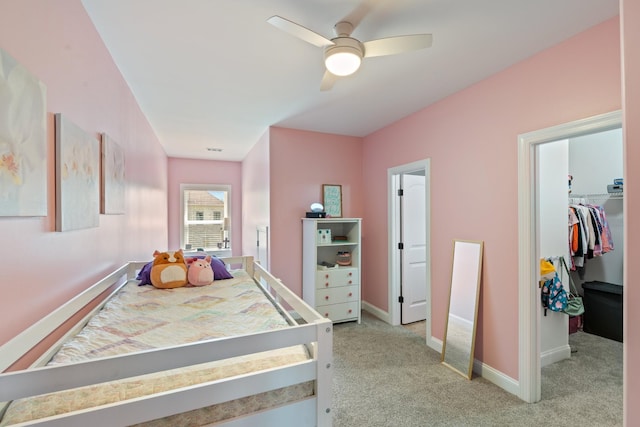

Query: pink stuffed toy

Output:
[186, 255, 214, 286]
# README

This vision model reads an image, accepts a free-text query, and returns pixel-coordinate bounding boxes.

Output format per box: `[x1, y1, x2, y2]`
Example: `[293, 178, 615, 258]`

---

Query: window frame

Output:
[179, 183, 231, 252]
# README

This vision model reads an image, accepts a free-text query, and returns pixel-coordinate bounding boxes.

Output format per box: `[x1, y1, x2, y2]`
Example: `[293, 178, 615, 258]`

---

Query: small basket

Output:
[336, 251, 351, 266]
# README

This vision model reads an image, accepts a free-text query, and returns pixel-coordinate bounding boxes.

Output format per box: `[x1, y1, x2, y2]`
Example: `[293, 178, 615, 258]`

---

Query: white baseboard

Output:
[429, 336, 443, 353]
[541, 344, 571, 367]
[472, 359, 520, 396]
[361, 301, 390, 323]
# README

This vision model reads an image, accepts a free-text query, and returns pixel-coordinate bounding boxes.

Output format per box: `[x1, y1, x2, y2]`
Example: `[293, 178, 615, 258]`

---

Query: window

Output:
[180, 184, 231, 251]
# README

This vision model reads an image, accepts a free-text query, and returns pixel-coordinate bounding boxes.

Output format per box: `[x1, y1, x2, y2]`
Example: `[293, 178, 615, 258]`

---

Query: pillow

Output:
[137, 254, 233, 285]
[185, 255, 233, 280]
[136, 261, 153, 286]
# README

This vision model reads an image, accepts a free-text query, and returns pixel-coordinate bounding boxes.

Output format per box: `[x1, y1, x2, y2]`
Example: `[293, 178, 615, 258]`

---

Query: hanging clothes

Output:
[568, 202, 613, 272]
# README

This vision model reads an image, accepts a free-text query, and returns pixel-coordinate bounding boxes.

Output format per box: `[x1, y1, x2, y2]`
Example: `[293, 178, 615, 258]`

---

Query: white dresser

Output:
[302, 218, 361, 323]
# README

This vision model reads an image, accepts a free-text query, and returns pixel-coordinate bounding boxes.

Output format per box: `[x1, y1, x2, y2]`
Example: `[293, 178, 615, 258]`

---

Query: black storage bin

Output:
[582, 281, 623, 342]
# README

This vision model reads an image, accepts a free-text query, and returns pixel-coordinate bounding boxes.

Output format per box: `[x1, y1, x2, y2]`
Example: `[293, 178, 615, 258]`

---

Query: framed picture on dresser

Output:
[322, 184, 342, 217]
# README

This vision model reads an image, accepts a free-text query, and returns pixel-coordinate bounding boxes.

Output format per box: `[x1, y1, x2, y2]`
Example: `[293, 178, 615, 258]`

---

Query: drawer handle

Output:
[348, 309, 352, 314]
[325, 313, 329, 318]
[325, 295, 329, 300]
[348, 272, 352, 276]
[348, 292, 353, 297]
[325, 282, 329, 287]
[325, 274, 329, 279]
[348, 280, 352, 284]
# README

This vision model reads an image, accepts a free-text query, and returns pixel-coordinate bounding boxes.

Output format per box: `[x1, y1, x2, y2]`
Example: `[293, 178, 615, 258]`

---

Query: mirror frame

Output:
[441, 239, 484, 379]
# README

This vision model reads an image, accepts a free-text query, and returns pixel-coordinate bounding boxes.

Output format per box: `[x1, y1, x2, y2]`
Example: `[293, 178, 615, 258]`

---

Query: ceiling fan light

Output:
[324, 45, 362, 76]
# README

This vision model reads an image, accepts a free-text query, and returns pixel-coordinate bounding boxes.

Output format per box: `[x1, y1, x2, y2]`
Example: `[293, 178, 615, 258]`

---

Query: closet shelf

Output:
[569, 192, 622, 202]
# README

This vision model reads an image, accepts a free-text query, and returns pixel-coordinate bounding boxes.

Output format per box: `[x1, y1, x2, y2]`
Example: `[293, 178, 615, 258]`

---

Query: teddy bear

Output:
[186, 255, 214, 286]
[150, 249, 188, 289]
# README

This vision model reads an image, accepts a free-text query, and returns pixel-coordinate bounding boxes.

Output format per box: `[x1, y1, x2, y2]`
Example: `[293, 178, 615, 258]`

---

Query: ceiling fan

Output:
[267, 15, 433, 91]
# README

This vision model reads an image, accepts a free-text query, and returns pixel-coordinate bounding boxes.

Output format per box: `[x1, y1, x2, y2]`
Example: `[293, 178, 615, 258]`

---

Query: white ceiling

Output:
[81, 0, 619, 161]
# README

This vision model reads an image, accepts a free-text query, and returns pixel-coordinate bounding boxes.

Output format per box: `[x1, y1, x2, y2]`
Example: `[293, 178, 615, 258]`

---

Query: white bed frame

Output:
[0, 256, 333, 426]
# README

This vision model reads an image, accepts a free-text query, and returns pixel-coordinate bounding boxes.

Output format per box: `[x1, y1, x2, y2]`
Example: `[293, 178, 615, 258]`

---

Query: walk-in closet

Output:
[538, 126, 623, 413]
[568, 128, 623, 343]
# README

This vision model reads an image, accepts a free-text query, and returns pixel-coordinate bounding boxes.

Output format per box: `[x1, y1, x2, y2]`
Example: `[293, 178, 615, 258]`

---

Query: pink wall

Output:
[0, 0, 168, 353]
[621, 1, 640, 422]
[241, 130, 271, 263]
[167, 158, 242, 255]
[268, 127, 364, 296]
[362, 18, 621, 380]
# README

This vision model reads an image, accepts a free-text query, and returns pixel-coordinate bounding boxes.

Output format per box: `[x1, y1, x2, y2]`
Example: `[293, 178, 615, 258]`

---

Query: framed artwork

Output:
[55, 114, 100, 231]
[322, 184, 342, 217]
[0, 47, 47, 216]
[101, 133, 125, 214]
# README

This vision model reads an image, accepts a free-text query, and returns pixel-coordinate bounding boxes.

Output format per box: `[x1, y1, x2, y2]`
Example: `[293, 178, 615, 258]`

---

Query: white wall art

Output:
[0, 47, 47, 216]
[55, 114, 99, 231]
[100, 133, 125, 214]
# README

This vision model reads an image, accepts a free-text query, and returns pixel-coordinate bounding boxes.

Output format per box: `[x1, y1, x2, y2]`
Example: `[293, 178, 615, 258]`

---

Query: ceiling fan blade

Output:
[267, 15, 334, 47]
[320, 70, 338, 91]
[340, 1, 373, 31]
[363, 34, 433, 58]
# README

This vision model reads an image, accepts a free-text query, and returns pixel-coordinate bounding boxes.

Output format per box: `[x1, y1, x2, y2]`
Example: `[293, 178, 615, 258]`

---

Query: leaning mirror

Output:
[441, 239, 483, 379]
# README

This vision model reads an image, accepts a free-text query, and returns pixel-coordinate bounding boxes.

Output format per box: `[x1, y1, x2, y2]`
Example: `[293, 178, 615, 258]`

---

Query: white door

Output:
[256, 226, 269, 269]
[401, 173, 427, 324]
[537, 140, 571, 366]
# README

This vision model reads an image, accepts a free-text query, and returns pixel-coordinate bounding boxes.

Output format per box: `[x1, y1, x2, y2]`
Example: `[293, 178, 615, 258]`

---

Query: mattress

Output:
[1, 270, 312, 426]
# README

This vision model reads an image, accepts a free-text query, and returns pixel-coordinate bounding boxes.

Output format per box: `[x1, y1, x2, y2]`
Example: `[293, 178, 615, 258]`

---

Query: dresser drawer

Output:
[317, 301, 359, 322]
[315, 268, 359, 289]
[316, 285, 359, 307]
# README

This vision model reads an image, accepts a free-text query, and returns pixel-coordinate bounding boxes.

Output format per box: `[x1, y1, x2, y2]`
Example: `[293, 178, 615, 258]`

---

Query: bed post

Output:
[244, 256, 255, 277]
[314, 318, 333, 426]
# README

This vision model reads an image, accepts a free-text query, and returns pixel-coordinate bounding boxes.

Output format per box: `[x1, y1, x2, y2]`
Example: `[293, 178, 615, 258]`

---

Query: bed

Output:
[0, 256, 333, 426]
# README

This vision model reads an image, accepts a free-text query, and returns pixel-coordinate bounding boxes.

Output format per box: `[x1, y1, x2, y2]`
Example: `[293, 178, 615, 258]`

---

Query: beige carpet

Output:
[402, 319, 427, 339]
[332, 312, 622, 426]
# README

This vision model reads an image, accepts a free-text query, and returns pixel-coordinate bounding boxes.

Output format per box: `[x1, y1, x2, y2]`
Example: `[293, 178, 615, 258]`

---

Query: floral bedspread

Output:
[1, 270, 312, 426]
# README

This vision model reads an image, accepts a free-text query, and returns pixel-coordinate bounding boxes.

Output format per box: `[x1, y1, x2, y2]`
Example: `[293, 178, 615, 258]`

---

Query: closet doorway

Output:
[388, 159, 433, 346]
[517, 110, 623, 403]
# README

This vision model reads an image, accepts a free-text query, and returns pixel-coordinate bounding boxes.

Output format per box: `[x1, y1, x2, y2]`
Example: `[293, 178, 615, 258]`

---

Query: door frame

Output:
[388, 159, 435, 348]
[517, 110, 622, 403]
